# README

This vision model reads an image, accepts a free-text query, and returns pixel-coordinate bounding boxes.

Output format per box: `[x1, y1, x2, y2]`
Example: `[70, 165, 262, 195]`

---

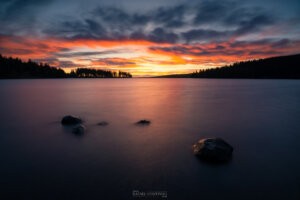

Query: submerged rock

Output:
[97, 121, 109, 126]
[72, 124, 86, 135]
[61, 115, 82, 125]
[193, 138, 233, 163]
[136, 119, 151, 125]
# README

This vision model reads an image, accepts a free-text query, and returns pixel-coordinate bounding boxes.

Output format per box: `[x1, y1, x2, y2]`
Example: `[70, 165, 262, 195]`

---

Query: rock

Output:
[72, 124, 85, 135]
[193, 138, 233, 163]
[97, 121, 109, 126]
[136, 119, 151, 125]
[61, 115, 82, 125]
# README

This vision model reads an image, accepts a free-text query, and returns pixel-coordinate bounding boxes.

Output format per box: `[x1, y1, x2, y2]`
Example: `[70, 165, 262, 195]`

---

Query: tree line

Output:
[70, 68, 132, 78]
[0, 54, 132, 78]
[190, 54, 300, 79]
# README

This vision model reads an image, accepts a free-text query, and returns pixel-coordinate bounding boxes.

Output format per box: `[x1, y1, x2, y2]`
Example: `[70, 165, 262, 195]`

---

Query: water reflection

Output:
[0, 79, 299, 200]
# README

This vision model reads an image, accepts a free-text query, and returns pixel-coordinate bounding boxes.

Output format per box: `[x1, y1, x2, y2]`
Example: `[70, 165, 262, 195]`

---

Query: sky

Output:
[0, 0, 300, 76]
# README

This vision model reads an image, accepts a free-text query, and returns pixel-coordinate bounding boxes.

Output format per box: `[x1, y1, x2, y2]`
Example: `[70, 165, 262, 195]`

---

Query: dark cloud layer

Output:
[93, 58, 136, 66]
[0, 0, 53, 20]
[193, 1, 235, 25]
[149, 38, 300, 57]
[182, 29, 231, 43]
[0, 47, 34, 55]
[1, 0, 296, 44]
[53, 50, 121, 58]
[32, 57, 83, 68]
[46, 3, 276, 43]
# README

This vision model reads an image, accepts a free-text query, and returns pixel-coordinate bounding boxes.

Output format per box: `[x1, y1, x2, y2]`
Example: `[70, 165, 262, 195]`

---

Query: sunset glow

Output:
[1, 0, 300, 76]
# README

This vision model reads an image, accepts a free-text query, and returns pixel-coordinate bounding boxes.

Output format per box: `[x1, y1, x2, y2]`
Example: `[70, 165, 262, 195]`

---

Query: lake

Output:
[0, 79, 300, 200]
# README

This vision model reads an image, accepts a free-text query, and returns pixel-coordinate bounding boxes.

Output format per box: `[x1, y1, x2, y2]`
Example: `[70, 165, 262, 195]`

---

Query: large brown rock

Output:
[193, 138, 233, 163]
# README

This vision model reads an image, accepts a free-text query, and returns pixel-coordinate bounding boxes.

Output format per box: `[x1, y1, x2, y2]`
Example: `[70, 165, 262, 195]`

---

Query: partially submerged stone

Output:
[61, 115, 82, 125]
[97, 121, 109, 126]
[136, 119, 151, 125]
[193, 138, 233, 163]
[72, 124, 85, 135]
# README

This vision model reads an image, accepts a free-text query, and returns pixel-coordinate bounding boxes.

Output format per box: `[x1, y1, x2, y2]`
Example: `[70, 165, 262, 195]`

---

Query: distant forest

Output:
[0, 54, 132, 78]
[69, 68, 132, 78]
[158, 54, 300, 79]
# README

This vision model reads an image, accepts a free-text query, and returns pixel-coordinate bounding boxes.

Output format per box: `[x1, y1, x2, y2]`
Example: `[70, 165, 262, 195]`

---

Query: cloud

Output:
[234, 13, 275, 35]
[1, 0, 293, 48]
[38, 1, 280, 45]
[42, 4, 186, 43]
[142, 28, 178, 43]
[0, 47, 34, 55]
[0, 0, 53, 20]
[0, 0, 54, 35]
[93, 6, 134, 27]
[57, 60, 81, 68]
[193, 1, 235, 25]
[32, 57, 83, 68]
[1, 0, 300, 76]
[43, 18, 108, 40]
[93, 4, 187, 28]
[92, 58, 136, 66]
[53, 50, 121, 58]
[182, 29, 231, 43]
[0, 0, 298, 42]
[152, 5, 186, 27]
[270, 39, 291, 48]
[149, 38, 300, 58]
[193, 1, 275, 28]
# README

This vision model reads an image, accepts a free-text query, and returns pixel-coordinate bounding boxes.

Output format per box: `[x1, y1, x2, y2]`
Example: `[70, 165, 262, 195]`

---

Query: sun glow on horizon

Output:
[1, 35, 300, 77]
[1, 0, 300, 76]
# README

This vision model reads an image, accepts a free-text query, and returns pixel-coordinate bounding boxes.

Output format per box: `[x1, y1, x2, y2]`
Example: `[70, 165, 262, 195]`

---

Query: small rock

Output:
[61, 115, 82, 125]
[193, 138, 233, 163]
[72, 124, 85, 135]
[97, 121, 109, 126]
[136, 119, 151, 125]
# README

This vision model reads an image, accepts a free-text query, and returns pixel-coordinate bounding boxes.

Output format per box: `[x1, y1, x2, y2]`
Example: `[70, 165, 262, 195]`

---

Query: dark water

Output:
[0, 79, 300, 200]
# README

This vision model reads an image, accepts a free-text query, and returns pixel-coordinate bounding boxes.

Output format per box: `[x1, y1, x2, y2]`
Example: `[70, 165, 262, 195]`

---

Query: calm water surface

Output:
[0, 79, 300, 200]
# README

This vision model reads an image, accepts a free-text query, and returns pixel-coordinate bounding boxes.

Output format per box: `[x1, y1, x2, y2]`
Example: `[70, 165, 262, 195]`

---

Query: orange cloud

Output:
[1, 35, 300, 76]
[91, 57, 136, 66]
[0, 35, 160, 58]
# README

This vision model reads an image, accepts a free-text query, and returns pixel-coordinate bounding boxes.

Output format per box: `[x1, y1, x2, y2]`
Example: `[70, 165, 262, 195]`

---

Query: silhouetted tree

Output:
[190, 54, 300, 79]
[117, 70, 132, 78]
[0, 54, 66, 78]
[0, 54, 133, 79]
